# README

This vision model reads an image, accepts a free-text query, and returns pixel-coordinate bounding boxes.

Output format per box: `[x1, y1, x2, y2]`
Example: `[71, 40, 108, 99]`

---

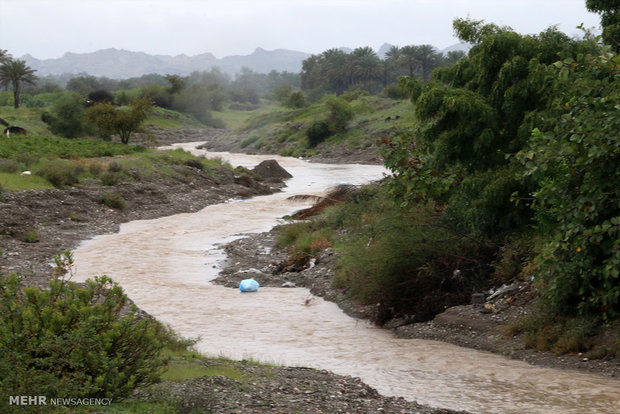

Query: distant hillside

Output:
[21, 48, 311, 79]
[21, 43, 470, 79]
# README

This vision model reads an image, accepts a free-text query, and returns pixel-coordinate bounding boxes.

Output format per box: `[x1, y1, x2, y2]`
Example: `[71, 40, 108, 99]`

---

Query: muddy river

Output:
[72, 142, 619, 413]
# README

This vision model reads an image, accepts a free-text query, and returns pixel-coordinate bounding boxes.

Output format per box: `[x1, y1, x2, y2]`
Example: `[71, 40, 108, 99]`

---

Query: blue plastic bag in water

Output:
[239, 278, 260, 292]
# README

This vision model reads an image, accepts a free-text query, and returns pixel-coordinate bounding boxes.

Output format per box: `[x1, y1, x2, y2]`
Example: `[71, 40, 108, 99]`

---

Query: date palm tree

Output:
[0, 49, 11, 65]
[0, 59, 38, 108]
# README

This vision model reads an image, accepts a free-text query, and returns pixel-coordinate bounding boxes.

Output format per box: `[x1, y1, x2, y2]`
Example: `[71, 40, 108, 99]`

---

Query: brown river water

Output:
[72, 142, 620, 413]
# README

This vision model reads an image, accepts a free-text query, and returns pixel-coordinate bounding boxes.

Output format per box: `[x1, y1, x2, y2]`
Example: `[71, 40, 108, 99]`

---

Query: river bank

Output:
[214, 229, 619, 380]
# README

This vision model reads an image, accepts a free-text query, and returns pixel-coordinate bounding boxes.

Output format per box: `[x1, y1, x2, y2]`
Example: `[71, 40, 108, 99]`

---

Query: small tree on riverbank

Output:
[86, 98, 151, 144]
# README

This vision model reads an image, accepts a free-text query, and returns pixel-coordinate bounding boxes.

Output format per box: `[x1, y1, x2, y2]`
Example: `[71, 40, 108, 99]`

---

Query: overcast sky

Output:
[1, 0, 602, 59]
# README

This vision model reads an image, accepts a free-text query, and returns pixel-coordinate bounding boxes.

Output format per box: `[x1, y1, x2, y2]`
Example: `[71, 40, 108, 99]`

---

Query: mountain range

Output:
[21, 43, 470, 79]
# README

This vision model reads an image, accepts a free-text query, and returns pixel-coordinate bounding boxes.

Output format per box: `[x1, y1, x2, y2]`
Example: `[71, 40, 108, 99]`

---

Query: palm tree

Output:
[415, 44, 441, 81]
[0, 49, 11, 65]
[0, 59, 38, 108]
[349, 47, 382, 88]
[400, 45, 420, 78]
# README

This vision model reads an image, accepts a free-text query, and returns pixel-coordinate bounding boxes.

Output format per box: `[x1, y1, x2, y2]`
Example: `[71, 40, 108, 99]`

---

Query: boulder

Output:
[251, 160, 292, 180]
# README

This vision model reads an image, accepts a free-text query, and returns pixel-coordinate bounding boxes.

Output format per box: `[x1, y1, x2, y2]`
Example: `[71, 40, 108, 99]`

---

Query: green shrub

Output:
[0, 158, 19, 173]
[99, 171, 124, 186]
[46, 93, 89, 138]
[101, 191, 127, 209]
[382, 83, 409, 100]
[0, 271, 165, 407]
[17, 227, 39, 243]
[325, 96, 354, 133]
[285, 91, 307, 108]
[306, 120, 331, 147]
[184, 159, 204, 170]
[36, 159, 84, 188]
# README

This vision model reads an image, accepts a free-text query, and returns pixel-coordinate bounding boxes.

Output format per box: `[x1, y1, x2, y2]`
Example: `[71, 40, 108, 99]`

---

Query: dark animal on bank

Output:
[4, 126, 27, 137]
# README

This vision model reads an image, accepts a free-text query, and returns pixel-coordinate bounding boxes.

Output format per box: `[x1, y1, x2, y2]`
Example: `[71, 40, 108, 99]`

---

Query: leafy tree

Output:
[86, 98, 151, 144]
[0, 59, 38, 108]
[349, 46, 383, 90]
[516, 46, 620, 318]
[88, 89, 115, 104]
[381, 19, 595, 237]
[46, 93, 89, 138]
[164, 74, 187, 94]
[66, 75, 104, 95]
[273, 83, 293, 104]
[586, 0, 620, 52]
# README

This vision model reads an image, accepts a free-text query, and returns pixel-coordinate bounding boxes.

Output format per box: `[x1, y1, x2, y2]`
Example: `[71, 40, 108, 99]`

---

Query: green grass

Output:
[0, 135, 146, 161]
[212, 102, 281, 130]
[0, 172, 55, 190]
[144, 107, 206, 129]
[212, 95, 415, 158]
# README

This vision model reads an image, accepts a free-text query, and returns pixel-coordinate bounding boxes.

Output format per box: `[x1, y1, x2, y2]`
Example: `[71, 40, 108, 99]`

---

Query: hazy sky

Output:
[1, 0, 602, 59]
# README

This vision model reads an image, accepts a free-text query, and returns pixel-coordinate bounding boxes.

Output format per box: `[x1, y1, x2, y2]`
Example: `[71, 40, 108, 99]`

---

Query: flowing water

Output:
[72, 143, 619, 413]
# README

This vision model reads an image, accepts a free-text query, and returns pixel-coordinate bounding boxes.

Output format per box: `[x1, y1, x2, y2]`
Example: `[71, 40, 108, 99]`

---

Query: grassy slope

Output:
[0, 104, 220, 191]
[212, 95, 415, 158]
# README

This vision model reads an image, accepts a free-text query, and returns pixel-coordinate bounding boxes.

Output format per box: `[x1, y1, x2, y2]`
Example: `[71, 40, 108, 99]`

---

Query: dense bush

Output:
[45, 93, 89, 138]
[36, 159, 84, 187]
[324, 96, 353, 134]
[517, 48, 620, 319]
[306, 120, 331, 147]
[0, 270, 164, 406]
[331, 192, 491, 323]
[285, 91, 306, 108]
[101, 191, 127, 209]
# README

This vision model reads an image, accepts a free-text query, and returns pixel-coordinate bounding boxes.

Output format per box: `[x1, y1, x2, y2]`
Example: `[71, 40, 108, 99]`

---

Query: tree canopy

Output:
[380, 17, 618, 320]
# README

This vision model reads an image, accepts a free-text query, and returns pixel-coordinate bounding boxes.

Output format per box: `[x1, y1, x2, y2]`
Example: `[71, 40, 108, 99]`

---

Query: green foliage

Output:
[36, 159, 84, 188]
[17, 226, 39, 243]
[86, 98, 151, 144]
[0, 135, 145, 161]
[332, 193, 490, 322]
[0, 266, 164, 405]
[324, 96, 353, 134]
[381, 17, 618, 325]
[45, 93, 89, 138]
[101, 191, 127, 209]
[380, 21, 594, 237]
[276, 222, 333, 255]
[0, 158, 19, 173]
[516, 47, 620, 319]
[285, 90, 307, 108]
[586, 0, 620, 53]
[306, 120, 331, 147]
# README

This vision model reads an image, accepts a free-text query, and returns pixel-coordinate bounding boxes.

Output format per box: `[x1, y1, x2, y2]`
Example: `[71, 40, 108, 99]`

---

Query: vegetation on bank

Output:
[276, 14, 619, 356]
